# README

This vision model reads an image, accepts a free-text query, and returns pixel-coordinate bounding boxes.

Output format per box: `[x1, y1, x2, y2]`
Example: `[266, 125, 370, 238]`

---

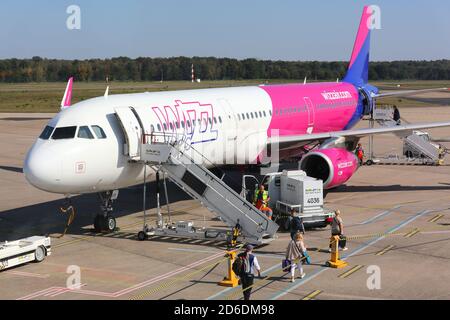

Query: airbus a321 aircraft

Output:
[24, 6, 449, 232]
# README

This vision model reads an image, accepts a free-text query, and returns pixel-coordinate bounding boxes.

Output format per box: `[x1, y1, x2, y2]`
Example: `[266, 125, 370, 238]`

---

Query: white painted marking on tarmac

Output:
[269, 209, 431, 300]
[358, 205, 402, 225]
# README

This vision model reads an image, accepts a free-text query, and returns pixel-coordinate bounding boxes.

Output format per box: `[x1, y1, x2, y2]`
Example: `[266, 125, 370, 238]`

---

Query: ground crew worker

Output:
[393, 105, 401, 125]
[253, 184, 273, 219]
[285, 232, 307, 282]
[329, 210, 348, 251]
[238, 244, 261, 300]
[289, 209, 305, 240]
[355, 143, 364, 166]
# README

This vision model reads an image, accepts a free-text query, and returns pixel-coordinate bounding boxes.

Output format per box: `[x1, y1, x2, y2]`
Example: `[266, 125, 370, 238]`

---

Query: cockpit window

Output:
[78, 126, 94, 139]
[51, 126, 77, 139]
[39, 125, 54, 140]
[91, 125, 107, 139]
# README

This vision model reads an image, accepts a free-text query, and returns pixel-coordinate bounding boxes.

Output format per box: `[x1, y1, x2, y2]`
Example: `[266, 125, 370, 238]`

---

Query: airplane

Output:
[23, 6, 449, 232]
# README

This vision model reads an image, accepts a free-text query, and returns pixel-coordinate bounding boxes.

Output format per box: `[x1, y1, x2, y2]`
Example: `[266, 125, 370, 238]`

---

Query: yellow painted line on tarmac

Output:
[375, 245, 395, 256]
[338, 265, 364, 279]
[302, 290, 322, 300]
[428, 214, 444, 223]
[404, 228, 420, 238]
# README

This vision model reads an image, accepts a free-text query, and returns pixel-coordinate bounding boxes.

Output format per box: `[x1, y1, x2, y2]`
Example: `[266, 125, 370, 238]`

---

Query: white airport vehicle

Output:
[241, 170, 334, 229]
[0, 236, 51, 271]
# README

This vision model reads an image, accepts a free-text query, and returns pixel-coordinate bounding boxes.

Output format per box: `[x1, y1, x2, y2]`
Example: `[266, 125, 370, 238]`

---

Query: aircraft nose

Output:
[23, 143, 62, 192]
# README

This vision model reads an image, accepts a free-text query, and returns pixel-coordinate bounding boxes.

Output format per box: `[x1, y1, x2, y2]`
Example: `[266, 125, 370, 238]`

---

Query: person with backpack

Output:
[285, 232, 309, 282]
[289, 209, 305, 240]
[329, 210, 348, 251]
[233, 244, 261, 300]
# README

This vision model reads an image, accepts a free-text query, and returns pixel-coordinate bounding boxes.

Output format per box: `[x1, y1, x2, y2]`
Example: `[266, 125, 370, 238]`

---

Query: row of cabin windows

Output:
[152, 116, 223, 132]
[39, 125, 107, 140]
[275, 107, 307, 116]
[150, 109, 273, 132]
[237, 110, 272, 121]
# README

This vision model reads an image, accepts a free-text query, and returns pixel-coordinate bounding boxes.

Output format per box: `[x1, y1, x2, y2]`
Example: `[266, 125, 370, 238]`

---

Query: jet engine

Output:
[299, 148, 359, 189]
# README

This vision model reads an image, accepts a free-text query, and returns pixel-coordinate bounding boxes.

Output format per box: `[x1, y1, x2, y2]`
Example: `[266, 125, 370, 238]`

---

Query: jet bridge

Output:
[135, 133, 279, 245]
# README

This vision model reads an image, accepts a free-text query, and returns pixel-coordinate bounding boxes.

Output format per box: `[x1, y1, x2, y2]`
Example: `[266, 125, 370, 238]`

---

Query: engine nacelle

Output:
[299, 148, 359, 189]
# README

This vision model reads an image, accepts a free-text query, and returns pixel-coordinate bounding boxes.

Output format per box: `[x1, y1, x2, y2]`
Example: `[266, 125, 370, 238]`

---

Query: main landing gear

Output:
[94, 190, 119, 233]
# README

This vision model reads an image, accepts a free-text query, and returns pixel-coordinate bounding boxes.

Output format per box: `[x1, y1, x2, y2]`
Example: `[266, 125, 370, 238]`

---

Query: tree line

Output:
[0, 56, 449, 82]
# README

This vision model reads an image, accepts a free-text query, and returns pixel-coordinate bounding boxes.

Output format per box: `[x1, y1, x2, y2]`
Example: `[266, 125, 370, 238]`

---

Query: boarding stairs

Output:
[137, 133, 279, 244]
[370, 104, 442, 163]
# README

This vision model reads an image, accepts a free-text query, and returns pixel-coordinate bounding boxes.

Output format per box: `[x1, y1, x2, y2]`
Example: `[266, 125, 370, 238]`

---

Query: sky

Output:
[0, 0, 449, 61]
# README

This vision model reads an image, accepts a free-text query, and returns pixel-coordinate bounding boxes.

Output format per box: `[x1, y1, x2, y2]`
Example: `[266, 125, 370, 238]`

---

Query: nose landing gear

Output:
[94, 190, 119, 233]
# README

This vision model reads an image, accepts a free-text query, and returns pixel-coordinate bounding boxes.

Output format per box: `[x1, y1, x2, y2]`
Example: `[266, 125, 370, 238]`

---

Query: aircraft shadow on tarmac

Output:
[0, 180, 193, 241]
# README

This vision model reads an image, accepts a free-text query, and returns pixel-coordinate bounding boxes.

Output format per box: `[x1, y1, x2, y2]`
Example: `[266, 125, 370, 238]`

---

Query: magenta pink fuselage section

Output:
[259, 82, 359, 137]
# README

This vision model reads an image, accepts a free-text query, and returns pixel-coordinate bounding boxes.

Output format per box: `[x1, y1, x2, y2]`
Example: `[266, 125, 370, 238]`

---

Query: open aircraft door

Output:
[114, 107, 144, 159]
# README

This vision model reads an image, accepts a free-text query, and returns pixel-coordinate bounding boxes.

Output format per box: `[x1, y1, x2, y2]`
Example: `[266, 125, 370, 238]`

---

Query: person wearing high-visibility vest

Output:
[253, 185, 273, 219]
[355, 143, 364, 166]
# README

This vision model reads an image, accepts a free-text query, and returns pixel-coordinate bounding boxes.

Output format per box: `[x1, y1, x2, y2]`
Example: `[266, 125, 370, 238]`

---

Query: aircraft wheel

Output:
[35, 246, 46, 262]
[138, 231, 148, 241]
[104, 216, 116, 232]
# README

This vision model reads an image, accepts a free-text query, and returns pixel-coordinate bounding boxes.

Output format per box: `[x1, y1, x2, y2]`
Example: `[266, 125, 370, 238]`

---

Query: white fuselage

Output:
[24, 86, 273, 194]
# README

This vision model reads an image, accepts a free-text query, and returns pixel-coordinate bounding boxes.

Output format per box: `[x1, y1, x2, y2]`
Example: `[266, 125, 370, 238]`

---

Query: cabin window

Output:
[52, 126, 77, 140]
[259, 111, 262, 117]
[263, 111, 266, 117]
[78, 126, 94, 139]
[213, 117, 217, 124]
[269, 110, 272, 116]
[157, 124, 161, 131]
[163, 123, 167, 130]
[218, 116, 222, 123]
[181, 121, 185, 128]
[39, 125, 54, 140]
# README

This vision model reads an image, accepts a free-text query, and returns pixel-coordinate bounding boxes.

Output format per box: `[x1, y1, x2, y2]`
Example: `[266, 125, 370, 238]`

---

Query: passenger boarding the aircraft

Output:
[253, 185, 273, 219]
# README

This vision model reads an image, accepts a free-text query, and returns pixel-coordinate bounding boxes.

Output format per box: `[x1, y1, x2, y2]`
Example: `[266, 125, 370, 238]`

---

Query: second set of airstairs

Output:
[368, 105, 446, 165]
[135, 133, 279, 245]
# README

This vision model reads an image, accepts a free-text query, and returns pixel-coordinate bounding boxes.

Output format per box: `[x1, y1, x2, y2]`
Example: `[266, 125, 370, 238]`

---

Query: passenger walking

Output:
[289, 209, 305, 240]
[393, 105, 401, 125]
[285, 233, 307, 282]
[330, 210, 348, 251]
[238, 244, 261, 300]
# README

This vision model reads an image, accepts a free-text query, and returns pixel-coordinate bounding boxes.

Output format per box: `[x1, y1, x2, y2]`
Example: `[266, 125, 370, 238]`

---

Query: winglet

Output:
[60, 77, 73, 109]
[104, 86, 109, 98]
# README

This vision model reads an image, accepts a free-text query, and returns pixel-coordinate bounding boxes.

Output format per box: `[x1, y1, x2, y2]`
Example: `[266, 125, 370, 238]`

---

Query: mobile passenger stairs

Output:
[366, 105, 447, 166]
[121, 128, 279, 245]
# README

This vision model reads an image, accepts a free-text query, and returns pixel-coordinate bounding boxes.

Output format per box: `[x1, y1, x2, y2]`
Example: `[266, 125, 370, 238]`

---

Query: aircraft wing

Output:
[374, 87, 448, 98]
[268, 121, 450, 145]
